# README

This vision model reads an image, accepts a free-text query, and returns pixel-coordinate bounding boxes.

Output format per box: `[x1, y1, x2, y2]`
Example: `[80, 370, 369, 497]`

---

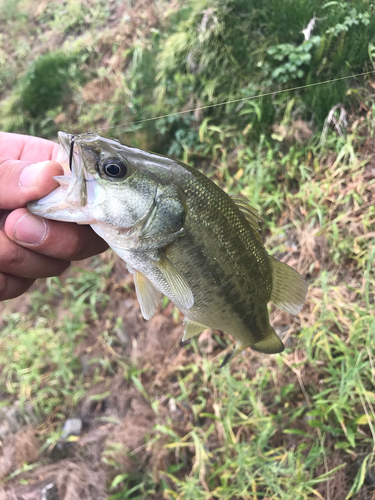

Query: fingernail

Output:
[14, 214, 47, 245]
[19, 161, 50, 188]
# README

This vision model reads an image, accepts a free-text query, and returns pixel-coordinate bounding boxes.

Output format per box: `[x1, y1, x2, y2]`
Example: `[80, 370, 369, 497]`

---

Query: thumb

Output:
[0, 159, 63, 210]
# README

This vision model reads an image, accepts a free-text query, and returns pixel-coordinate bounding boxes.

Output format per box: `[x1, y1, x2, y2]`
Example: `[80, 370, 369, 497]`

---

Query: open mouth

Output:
[27, 132, 96, 224]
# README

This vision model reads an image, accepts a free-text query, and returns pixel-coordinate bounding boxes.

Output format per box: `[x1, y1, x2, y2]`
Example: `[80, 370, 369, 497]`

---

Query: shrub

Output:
[150, 0, 375, 137]
[1, 50, 83, 135]
[17, 51, 80, 119]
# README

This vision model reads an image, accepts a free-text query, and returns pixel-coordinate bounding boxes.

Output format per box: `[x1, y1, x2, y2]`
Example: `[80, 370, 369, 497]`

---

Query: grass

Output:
[0, 258, 112, 418]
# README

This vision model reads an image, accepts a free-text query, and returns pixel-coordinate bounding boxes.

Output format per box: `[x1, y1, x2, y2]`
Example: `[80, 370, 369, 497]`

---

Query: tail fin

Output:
[221, 326, 284, 366]
[252, 325, 285, 354]
[269, 256, 308, 315]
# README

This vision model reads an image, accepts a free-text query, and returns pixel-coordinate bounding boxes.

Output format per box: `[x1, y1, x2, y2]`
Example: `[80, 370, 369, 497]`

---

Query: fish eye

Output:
[102, 157, 128, 179]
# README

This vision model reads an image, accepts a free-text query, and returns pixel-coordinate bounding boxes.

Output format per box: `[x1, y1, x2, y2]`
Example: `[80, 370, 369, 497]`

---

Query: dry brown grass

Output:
[57, 461, 106, 500]
[0, 426, 40, 481]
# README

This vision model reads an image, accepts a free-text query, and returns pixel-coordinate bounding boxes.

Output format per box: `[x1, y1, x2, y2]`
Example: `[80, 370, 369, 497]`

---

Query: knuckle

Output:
[0, 159, 28, 210]
[6, 243, 27, 270]
[0, 158, 12, 184]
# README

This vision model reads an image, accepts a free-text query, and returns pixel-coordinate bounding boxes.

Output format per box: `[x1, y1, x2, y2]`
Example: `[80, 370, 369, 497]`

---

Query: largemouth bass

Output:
[28, 132, 307, 364]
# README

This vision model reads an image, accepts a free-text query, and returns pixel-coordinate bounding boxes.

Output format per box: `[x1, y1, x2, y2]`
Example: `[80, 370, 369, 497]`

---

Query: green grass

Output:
[0, 258, 112, 418]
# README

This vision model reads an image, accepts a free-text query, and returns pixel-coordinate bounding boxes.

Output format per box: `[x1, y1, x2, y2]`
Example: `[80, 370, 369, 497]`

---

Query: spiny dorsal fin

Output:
[134, 271, 162, 320]
[269, 256, 308, 315]
[182, 319, 208, 341]
[230, 195, 263, 243]
[155, 253, 194, 310]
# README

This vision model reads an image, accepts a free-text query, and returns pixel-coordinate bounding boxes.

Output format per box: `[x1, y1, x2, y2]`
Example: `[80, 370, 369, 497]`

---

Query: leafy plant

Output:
[267, 36, 321, 84]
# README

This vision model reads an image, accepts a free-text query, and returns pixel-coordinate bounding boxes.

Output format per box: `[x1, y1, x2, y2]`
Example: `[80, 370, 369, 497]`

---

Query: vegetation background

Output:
[0, 0, 374, 498]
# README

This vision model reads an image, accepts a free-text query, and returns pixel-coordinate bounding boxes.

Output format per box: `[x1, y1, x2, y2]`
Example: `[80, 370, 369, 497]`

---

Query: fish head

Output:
[28, 131, 181, 245]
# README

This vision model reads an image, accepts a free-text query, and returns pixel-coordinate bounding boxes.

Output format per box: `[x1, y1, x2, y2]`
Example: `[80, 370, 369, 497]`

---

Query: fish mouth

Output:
[27, 132, 98, 224]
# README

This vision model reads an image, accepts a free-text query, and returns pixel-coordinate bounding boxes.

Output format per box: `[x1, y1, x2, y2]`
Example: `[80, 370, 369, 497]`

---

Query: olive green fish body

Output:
[166, 165, 274, 343]
[28, 132, 308, 362]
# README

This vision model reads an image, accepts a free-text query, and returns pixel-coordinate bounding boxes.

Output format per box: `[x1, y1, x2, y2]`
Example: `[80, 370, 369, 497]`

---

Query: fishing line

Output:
[88, 69, 375, 134]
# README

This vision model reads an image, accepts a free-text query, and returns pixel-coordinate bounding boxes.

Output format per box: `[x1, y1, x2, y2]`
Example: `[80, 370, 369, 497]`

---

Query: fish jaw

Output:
[27, 187, 97, 224]
[28, 131, 99, 224]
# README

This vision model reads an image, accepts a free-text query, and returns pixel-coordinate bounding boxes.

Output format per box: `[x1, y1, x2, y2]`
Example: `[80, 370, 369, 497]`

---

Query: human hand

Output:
[0, 132, 108, 301]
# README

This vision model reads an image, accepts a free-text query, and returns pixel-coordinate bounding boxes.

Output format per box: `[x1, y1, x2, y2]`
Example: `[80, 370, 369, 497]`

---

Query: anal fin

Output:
[134, 270, 162, 320]
[182, 319, 208, 341]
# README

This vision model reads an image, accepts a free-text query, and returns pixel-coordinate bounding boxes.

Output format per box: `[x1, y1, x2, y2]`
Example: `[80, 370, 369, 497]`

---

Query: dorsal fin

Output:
[230, 195, 263, 243]
[269, 256, 308, 315]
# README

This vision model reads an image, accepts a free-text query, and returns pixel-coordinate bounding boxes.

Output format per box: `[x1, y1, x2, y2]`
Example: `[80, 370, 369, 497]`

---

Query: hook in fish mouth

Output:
[27, 131, 97, 223]
[69, 134, 76, 171]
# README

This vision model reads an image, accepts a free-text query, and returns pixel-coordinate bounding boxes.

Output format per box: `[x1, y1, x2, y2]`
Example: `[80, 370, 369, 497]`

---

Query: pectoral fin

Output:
[182, 319, 208, 341]
[134, 270, 162, 320]
[155, 254, 194, 310]
[269, 256, 308, 315]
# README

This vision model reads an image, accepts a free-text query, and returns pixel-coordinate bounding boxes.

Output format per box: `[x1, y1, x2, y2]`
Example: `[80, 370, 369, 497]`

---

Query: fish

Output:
[28, 131, 308, 365]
